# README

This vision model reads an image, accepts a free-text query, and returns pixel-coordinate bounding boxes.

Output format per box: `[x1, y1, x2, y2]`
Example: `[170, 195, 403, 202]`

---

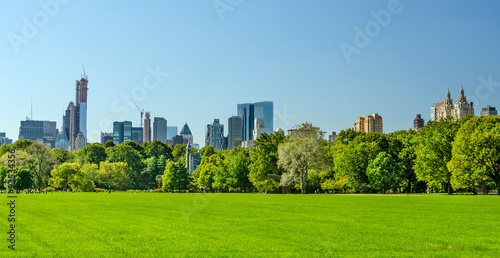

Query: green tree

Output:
[415, 118, 460, 194]
[226, 147, 252, 192]
[103, 140, 115, 148]
[106, 143, 144, 188]
[51, 148, 76, 164]
[388, 130, 418, 193]
[3, 167, 34, 191]
[172, 144, 187, 162]
[248, 132, 285, 192]
[278, 137, 326, 194]
[144, 140, 173, 160]
[448, 116, 500, 194]
[77, 143, 107, 167]
[335, 141, 379, 192]
[0, 166, 8, 190]
[49, 163, 86, 190]
[193, 152, 223, 190]
[367, 152, 401, 193]
[26, 142, 56, 191]
[97, 161, 131, 190]
[162, 161, 190, 192]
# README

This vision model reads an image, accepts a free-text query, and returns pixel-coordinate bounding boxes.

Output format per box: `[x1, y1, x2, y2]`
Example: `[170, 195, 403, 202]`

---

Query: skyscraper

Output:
[481, 105, 497, 116]
[252, 118, 266, 141]
[237, 101, 273, 141]
[19, 120, 58, 148]
[254, 101, 273, 135]
[113, 121, 132, 145]
[100, 132, 113, 145]
[237, 103, 254, 142]
[353, 114, 383, 134]
[132, 127, 143, 144]
[414, 114, 424, 133]
[143, 112, 151, 143]
[167, 126, 178, 140]
[73, 72, 88, 149]
[227, 116, 243, 150]
[153, 117, 167, 142]
[179, 122, 193, 145]
[205, 119, 224, 149]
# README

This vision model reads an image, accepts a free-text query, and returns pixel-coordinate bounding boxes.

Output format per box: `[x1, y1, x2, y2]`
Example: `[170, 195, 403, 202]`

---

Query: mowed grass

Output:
[1, 193, 499, 257]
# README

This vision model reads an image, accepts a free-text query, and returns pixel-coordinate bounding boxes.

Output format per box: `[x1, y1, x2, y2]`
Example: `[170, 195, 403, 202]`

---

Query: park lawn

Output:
[1, 192, 499, 257]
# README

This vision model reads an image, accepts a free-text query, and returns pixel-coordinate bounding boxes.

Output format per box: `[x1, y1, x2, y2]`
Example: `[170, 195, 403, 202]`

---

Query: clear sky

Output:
[1, 0, 499, 146]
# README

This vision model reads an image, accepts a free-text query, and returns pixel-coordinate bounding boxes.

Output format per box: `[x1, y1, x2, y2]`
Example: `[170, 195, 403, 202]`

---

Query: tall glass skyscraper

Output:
[254, 101, 273, 135]
[237, 103, 254, 141]
[237, 101, 273, 141]
[153, 117, 167, 142]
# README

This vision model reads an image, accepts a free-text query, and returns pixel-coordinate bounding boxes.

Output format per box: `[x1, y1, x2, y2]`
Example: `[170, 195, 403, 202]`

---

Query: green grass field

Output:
[1, 192, 499, 257]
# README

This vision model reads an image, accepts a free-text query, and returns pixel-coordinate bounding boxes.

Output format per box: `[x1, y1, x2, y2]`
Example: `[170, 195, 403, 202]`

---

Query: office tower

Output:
[328, 132, 337, 142]
[252, 118, 266, 141]
[254, 101, 273, 135]
[62, 102, 72, 142]
[353, 114, 383, 134]
[113, 121, 132, 145]
[237, 101, 273, 141]
[237, 103, 254, 141]
[205, 119, 224, 149]
[19, 120, 58, 148]
[167, 126, 178, 140]
[75, 132, 86, 151]
[55, 132, 69, 150]
[227, 116, 243, 150]
[68, 102, 76, 149]
[481, 105, 497, 116]
[179, 122, 193, 144]
[172, 135, 184, 146]
[186, 143, 201, 175]
[414, 114, 425, 133]
[100, 132, 113, 145]
[0, 132, 13, 145]
[143, 112, 151, 143]
[153, 117, 167, 142]
[131, 127, 143, 145]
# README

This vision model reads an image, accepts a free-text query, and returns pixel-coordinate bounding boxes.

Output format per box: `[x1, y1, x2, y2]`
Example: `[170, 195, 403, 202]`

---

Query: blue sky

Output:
[1, 0, 499, 145]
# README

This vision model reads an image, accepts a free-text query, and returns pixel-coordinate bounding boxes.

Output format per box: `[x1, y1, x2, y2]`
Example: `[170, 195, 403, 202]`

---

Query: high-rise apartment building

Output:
[237, 101, 273, 141]
[153, 117, 167, 142]
[414, 114, 424, 132]
[328, 132, 337, 142]
[353, 114, 383, 134]
[205, 119, 224, 149]
[19, 120, 58, 148]
[143, 112, 151, 143]
[227, 116, 243, 150]
[64, 70, 89, 150]
[480, 105, 497, 116]
[432, 87, 474, 121]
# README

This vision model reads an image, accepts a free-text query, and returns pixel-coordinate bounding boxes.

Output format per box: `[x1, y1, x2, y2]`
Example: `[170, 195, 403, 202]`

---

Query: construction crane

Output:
[134, 103, 144, 127]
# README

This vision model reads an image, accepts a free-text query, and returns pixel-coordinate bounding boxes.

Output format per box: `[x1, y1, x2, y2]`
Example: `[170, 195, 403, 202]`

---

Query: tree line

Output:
[0, 115, 498, 194]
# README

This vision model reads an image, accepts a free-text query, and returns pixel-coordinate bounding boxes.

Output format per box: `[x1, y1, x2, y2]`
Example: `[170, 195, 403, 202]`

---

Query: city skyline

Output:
[1, 1, 500, 146]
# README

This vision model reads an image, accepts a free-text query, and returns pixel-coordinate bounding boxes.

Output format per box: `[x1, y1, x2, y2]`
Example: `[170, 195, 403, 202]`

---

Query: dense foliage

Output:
[1, 116, 499, 194]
